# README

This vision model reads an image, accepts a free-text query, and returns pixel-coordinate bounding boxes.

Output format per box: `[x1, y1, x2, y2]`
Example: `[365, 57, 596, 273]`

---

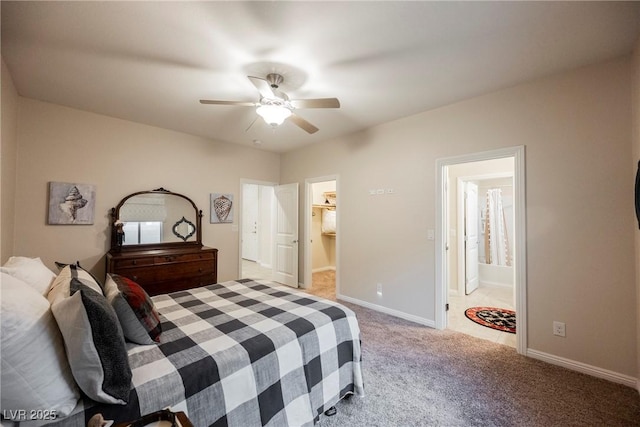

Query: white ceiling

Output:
[2, 1, 639, 153]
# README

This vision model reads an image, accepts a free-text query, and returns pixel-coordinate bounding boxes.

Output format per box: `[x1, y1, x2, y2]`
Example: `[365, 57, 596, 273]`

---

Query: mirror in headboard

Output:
[110, 188, 203, 251]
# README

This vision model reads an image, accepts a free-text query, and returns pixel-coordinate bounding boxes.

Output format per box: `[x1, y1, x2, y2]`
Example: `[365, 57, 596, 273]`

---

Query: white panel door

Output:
[242, 184, 259, 261]
[465, 182, 479, 295]
[273, 183, 299, 287]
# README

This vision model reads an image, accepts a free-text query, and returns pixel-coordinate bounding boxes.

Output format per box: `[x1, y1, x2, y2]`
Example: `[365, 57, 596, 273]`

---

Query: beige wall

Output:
[632, 35, 640, 391]
[3, 53, 637, 382]
[1, 59, 19, 264]
[282, 58, 637, 378]
[11, 98, 280, 282]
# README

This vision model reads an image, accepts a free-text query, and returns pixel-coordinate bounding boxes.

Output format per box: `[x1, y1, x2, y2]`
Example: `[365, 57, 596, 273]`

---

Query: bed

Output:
[0, 257, 364, 427]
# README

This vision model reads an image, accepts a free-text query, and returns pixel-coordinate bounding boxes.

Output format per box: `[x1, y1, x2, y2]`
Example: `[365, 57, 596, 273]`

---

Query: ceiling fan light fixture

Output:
[256, 103, 292, 126]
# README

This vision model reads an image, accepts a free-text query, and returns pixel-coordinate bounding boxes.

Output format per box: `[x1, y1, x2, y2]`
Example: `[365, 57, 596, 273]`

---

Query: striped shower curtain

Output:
[484, 189, 511, 266]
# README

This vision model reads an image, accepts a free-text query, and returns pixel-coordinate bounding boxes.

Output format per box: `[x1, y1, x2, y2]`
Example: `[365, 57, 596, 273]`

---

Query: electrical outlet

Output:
[376, 283, 382, 296]
[553, 321, 566, 337]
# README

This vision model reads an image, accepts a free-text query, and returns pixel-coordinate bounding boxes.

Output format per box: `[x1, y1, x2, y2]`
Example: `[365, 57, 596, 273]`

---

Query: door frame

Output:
[304, 175, 339, 292]
[435, 146, 527, 355]
[238, 179, 277, 280]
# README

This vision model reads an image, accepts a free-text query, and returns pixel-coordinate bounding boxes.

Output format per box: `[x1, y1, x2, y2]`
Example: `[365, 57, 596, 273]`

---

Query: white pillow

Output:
[1, 256, 56, 295]
[1, 272, 80, 418]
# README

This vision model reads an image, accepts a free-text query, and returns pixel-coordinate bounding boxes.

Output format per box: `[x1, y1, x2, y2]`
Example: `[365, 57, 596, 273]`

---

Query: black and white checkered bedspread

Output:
[46, 279, 364, 426]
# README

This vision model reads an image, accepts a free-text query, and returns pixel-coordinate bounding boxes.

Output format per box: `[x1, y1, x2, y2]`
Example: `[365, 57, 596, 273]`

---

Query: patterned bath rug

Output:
[464, 307, 516, 334]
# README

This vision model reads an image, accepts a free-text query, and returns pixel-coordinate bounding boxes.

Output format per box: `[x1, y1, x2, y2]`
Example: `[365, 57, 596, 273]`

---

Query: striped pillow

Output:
[48, 265, 131, 405]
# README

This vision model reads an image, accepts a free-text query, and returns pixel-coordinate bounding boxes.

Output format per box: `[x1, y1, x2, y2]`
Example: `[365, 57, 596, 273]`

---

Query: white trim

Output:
[527, 349, 637, 388]
[312, 266, 336, 273]
[304, 175, 339, 293]
[338, 294, 436, 328]
[436, 145, 527, 356]
[478, 281, 512, 289]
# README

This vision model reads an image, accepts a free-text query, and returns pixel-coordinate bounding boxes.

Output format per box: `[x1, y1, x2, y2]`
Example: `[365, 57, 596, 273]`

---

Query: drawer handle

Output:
[132, 260, 137, 265]
[132, 275, 138, 280]
[199, 268, 203, 273]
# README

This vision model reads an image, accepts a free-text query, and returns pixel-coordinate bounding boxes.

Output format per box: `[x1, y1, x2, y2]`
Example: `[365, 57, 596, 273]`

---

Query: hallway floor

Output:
[242, 260, 337, 301]
[306, 270, 336, 300]
[241, 259, 274, 281]
[448, 285, 516, 348]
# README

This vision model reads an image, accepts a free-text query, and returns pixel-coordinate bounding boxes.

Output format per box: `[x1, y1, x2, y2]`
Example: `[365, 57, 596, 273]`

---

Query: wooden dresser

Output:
[106, 246, 218, 296]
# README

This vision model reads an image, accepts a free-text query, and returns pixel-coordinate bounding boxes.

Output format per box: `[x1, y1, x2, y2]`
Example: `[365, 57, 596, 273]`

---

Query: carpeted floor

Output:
[309, 270, 336, 300]
[305, 273, 640, 426]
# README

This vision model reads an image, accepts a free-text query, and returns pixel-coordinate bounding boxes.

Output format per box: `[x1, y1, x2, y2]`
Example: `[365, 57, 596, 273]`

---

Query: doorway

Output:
[451, 167, 516, 347]
[304, 176, 338, 300]
[239, 180, 300, 288]
[240, 182, 275, 282]
[435, 146, 527, 355]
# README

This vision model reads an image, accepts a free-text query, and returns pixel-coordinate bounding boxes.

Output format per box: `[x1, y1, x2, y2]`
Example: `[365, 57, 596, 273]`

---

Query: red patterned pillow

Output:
[104, 274, 162, 344]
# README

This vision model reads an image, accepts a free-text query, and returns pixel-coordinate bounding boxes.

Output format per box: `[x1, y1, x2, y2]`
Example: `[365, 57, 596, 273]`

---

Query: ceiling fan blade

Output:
[289, 114, 319, 134]
[200, 100, 256, 107]
[290, 98, 340, 109]
[248, 76, 276, 99]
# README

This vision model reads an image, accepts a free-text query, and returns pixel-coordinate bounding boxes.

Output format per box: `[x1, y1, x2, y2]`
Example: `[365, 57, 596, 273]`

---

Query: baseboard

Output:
[527, 349, 637, 388]
[479, 281, 512, 289]
[337, 294, 436, 328]
[312, 266, 336, 273]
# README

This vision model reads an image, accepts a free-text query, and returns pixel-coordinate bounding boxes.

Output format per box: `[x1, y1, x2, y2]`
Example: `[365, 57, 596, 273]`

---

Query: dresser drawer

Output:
[113, 267, 157, 285]
[158, 260, 214, 281]
[154, 251, 214, 264]
[112, 257, 155, 269]
[107, 247, 218, 295]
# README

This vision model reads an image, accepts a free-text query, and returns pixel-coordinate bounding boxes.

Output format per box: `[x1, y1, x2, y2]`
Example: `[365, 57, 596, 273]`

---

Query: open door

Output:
[273, 183, 299, 287]
[242, 184, 259, 262]
[464, 181, 479, 295]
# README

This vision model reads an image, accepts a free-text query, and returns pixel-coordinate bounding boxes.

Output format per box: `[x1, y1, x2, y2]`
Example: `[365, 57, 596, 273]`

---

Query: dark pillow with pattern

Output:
[104, 274, 162, 344]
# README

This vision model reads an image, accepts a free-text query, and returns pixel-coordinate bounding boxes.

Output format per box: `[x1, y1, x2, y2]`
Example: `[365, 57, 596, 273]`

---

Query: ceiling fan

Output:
[200, 73, 340, 134]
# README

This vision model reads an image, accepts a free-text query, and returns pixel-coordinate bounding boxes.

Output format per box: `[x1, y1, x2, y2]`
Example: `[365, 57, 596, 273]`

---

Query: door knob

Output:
[292, 239, 298, 243]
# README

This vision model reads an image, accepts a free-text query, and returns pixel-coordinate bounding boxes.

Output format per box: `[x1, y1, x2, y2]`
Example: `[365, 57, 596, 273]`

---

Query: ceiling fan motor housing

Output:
[266, 73, 284, 89]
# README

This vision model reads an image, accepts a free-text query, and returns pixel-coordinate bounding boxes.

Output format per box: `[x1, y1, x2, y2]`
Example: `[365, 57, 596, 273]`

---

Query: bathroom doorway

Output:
[451, 168, 516, 347]
[435, 146, 527, 354]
